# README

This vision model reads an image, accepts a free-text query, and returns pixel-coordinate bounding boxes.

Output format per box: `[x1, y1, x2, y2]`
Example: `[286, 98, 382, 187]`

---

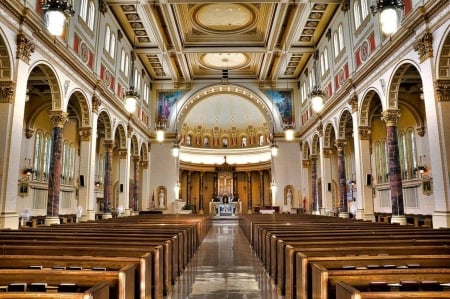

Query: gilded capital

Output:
[104, 139, 115, 149]
[358, 126, 371, 140]
[335, 139, 346, 150]
[348, 93, 358, 113]
[0, 82, 14, 103]
[302, 159, 310, 168]
[16, 32, 35, 64]
[323, 147, 333, 158]
[79, 127, 92, 141]
[413, 31, 433, 63]
[118, 148, 128, 159]
[140, 160, 149, 169]
[381, 110, 400, 126]
[48, 110, 68, 128]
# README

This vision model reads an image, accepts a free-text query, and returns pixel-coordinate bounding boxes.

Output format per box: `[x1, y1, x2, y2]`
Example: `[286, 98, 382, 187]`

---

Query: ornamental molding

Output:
[413, 31, 433, 63]
[16, 32, 35, 64]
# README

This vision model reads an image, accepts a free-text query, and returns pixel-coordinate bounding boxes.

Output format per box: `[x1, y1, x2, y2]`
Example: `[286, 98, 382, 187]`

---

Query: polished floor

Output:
[165, 219, 284, 299]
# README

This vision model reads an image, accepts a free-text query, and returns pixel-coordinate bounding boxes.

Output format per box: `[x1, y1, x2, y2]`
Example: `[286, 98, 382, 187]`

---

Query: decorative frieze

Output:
[16, 32, 35, 64]
[413, 31, 433, 63]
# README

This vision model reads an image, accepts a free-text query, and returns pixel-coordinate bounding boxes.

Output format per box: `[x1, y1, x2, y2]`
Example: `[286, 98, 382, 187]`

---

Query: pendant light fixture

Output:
[124, 2, 139, 115]
[41, 0, 75, 36]
[370, 0, 405, 35]
[171, 84, 180, 157]
[310, 49, 325, 114]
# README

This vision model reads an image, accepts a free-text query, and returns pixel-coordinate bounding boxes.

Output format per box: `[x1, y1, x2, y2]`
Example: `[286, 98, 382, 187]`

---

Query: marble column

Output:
[45, 110, 68, 225]
[311, 155, 320, 215]
[199, 172, 204, 214]
[356, 126, 375, 221]
[247, 172, 252, 213]
[102, 140, 114, 217]
[213, 173, 218, 198]
[233, 172, 238, 198]
[336, 140, 349, 218]
[382, 110, 406, 225]
[132, 155, 140, 212]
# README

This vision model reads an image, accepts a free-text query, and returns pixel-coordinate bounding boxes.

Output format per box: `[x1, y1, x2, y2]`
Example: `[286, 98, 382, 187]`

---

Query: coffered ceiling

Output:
[108, 0, 341, 84]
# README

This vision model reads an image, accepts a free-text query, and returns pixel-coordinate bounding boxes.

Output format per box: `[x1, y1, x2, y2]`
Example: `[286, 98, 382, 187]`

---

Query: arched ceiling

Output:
[182, 93, 268, 130]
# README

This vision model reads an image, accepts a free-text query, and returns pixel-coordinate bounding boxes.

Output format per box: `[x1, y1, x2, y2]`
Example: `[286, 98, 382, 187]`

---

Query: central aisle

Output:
[165, 219, 284, 299]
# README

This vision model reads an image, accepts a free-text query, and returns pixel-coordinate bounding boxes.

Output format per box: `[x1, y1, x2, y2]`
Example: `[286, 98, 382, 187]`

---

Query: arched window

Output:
[120, 48, 126, 72]
[323, 47, 329, 72]
[333, 32, 339, 57]
[407, 128, 418, 178]
[301, 81, 307, 103]
[143, 82, 149, 103]
[308, 70, 314, 91]
[399, 131, 406, 179]
[80, 0, 88, 21]
[354, 1, 361, 29]
[110, 33, 116, 57]
[338, 24, 344, 52]
[375, 139, 389, 183]
[42, 133, 52, 182]
[125, 53, 130, 77]
[361, 0, 369, 19]
[33, 131, 43, 181]
[62, 141, 75, 185]
[104, 25, 111, 52]
[87, 1, 95, 30]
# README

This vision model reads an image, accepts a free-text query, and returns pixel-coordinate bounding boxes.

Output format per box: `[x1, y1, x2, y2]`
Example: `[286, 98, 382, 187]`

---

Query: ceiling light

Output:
[41, 0, 75, 36]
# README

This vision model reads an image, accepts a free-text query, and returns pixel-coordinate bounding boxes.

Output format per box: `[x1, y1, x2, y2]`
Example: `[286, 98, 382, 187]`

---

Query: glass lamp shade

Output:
[271, 143, 279, 157]
[171, 143, 180, 157]
[156, 130, 165, 142]
[285, 129, 295, 141]
[311, 92, 325, 113]
[125, 94, 137, 114]
[380, 6, 399, 35]
[45, 9, 66, 36]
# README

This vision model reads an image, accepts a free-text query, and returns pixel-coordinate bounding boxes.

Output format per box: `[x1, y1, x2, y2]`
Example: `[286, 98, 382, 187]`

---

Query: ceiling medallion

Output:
[195, 3, 255, 33]
[201, 53, 249, 69]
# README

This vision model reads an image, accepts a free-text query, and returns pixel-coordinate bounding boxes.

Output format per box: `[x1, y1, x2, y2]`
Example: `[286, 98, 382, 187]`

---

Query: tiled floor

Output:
[165, 219, 284, 299]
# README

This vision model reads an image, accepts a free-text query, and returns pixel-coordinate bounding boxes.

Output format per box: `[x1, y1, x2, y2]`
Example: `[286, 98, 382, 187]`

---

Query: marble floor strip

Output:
[165, 219, 284, 299]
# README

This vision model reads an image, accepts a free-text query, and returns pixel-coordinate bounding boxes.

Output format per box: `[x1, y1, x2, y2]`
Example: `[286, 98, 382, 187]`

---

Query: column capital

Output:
[16, 32, 35, 64]
[117, 148, 128, 159]
[381, 109, 400, 126]
[0, 82, 14, 103]
[302, 159, 310, 168]
[435, 79, 450, 102]
[323, 147, 333, 158]
[79, 127, 92, 141]
[358, 126, 371, 140]
[413, 31, 433, 63]
[48, 110, 68, 128]
[140, 160, 149, 169]
[334, 139, 346, 150]
[316, 123, 323, 136]
[310, 154, 318, 161]
[103, 139, 115, 149]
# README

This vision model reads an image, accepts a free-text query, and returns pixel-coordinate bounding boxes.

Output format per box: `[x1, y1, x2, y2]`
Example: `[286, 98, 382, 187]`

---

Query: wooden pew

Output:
[0, 263, 136, 299]
[336, 280, 450, 299]
[311, 264, 450, 299]
[0, 281, 110, 299]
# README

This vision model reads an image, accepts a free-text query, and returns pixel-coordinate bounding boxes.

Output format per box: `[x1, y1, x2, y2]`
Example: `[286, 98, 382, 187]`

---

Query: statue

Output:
[286, 188, 292, 208]
[159, 189, 165, 208]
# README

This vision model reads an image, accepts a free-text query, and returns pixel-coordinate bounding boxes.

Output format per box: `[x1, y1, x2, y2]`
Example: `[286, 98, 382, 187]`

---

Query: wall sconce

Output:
[417, 155, 426, 176]
[94, 175, 102, 187]
[370, 0, 404, 35]
[23, 158, 34, 179]
[41, 0, 75, 36]
[155, 121, 167, 142]
[283, 122, 295, 141]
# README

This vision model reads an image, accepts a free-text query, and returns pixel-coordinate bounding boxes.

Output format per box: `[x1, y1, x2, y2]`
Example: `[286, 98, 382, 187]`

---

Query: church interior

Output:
[0, 0, 449, 298]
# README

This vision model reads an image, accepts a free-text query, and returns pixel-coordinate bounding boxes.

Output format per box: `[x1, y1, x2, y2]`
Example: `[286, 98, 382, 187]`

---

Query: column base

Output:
[338, 212, 349, 218]
[320, 207, 326, 215]
[198, 209, 204, 214]
[44, 216, 60, 226]
[0, 212, 19, 229]
[391, 215, 407, 225]
[102, 213, 113, 219]
[312, 210, 321, 215]
[432, 211, 450, 228]
[247, 209, 253, 214]
[355, 209, 365, 220]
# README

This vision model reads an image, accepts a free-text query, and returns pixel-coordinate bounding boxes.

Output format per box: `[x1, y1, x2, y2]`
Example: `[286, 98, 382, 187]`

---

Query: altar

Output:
[209, 198, 241, 216]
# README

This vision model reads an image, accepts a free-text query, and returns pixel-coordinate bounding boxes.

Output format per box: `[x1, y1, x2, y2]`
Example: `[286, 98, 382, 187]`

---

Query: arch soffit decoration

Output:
[398, 99, 425, 132]
[436, 29, 450, 80]
[130, 135, 139, 156]
[303, 141, 310, 159]
[114, 123, 127, 149]
[66, 89, 91, 128]
[0, 29, 12, 80]
[359, 88, 382, 127]
[175, 84, 281, 130]
[97, 110, 112, 140]
[311, 134, 321, 156]
[323, 121, 336, 149]
[337, 109, 353, 140]
[387, 60, 421, 109]
[140, 142, 148, 161]
[27, 61, 63, 111]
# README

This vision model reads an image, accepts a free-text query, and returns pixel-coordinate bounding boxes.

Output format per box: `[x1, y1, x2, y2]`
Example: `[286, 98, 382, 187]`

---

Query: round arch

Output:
[97, 110, 113, 140]
[0, 28, 13, 81]
[337, 109, 353, 140]
[311, 134, 321, 156]
[27, 61, 63, 110]
[66, 89, 91, 128]
[114, 124, 127, 150]
[323, 121, 337, 148]
[386, 60, 422, 109]
[359, 89, 383, 127]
